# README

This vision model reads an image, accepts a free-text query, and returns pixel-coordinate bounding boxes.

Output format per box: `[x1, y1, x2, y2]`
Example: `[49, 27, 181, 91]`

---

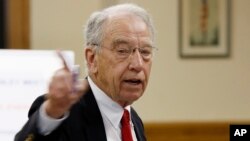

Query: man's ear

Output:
[85, 47, 98, 73]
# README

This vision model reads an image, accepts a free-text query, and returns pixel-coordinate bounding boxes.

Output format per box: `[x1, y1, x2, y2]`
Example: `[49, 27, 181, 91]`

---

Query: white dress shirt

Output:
[38, 77, 138, 141]
[88, 77, 138, 141]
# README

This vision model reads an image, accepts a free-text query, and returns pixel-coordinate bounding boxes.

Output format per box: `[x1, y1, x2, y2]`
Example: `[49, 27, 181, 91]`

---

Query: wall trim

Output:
[144, 121, 250, 141]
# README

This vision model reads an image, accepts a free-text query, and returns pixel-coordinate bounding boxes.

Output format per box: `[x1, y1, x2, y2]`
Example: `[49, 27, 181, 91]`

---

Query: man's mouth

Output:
[124, 79, 142, 85]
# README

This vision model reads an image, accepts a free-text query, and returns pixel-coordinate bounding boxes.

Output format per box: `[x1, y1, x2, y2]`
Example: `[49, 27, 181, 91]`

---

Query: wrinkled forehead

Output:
[103, 12, 153, 44]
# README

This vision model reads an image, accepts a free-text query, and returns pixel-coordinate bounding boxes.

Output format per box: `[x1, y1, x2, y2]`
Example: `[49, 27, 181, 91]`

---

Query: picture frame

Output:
[179, 0, 230, 58]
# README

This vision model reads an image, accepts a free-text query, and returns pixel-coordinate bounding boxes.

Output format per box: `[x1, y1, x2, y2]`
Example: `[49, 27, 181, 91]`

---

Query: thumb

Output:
[75, 79, 90, 98]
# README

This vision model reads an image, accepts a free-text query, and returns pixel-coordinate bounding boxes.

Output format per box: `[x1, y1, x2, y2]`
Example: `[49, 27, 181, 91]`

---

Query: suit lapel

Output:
[80, 90, 107, 141]
[131, 109, 146, 141]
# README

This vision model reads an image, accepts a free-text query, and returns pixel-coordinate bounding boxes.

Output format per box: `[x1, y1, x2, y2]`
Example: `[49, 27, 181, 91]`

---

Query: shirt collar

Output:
[87, 77, 131, 129]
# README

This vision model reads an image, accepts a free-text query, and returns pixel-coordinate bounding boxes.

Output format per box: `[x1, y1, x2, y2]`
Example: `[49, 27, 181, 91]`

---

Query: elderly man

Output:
[15, 3, 156, 141]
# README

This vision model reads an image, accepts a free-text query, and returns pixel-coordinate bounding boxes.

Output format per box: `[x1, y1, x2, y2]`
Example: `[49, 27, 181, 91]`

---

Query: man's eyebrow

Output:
[112, 38, 154, 48]
[112, 39, 130, 46]
[140, 40, 154, 48]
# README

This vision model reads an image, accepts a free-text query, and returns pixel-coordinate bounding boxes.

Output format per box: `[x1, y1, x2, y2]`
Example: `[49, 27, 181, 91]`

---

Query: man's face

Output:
[91, 13, 153, 106]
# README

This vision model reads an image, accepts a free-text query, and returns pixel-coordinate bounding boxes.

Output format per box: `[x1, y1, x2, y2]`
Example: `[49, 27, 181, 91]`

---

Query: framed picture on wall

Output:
[179, 0, 230, 58]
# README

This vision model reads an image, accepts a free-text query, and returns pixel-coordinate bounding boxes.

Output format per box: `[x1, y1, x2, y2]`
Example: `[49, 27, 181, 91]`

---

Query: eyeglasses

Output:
[93, 43, 157, 60]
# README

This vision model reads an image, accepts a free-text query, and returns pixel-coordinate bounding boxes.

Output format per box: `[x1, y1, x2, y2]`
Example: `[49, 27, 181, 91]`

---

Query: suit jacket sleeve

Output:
[14, 95, 65, 141]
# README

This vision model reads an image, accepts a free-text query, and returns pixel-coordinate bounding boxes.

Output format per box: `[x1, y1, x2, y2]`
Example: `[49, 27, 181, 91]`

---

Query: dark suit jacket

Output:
[14, 89, 146, 141]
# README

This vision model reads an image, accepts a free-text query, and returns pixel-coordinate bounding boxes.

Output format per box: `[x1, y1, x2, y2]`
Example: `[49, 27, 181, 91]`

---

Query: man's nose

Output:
[128, 49, 143, 72]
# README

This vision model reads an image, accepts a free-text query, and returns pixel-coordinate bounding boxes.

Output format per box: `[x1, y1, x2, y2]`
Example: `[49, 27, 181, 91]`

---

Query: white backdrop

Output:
[0, 50, 74, 141]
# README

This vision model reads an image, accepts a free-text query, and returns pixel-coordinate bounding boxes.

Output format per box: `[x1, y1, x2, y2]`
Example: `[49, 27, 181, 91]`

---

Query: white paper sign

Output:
[0, 50, 74, 141]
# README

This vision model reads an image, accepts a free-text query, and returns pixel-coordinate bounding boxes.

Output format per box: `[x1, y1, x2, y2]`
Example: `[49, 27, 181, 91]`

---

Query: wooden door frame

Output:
[6, 0, 30, 49]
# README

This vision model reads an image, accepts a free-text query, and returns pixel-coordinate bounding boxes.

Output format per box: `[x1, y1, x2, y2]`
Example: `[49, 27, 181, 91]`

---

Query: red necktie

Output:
[121, 109, 133, 141]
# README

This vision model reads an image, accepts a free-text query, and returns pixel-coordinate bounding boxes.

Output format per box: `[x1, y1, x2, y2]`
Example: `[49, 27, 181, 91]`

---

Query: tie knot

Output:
[121, 109, 130, 125]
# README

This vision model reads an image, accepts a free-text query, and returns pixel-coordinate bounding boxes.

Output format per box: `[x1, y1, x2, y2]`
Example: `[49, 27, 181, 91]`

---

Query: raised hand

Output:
[44, 51, 89, 119]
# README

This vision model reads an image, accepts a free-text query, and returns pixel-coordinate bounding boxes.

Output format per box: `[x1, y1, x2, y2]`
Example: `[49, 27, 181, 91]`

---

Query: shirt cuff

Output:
[38, 102, 69, 135]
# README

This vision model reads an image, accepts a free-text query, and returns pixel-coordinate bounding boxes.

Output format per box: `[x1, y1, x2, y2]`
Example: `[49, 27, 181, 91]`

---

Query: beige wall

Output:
[31, 0, 250, 122]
